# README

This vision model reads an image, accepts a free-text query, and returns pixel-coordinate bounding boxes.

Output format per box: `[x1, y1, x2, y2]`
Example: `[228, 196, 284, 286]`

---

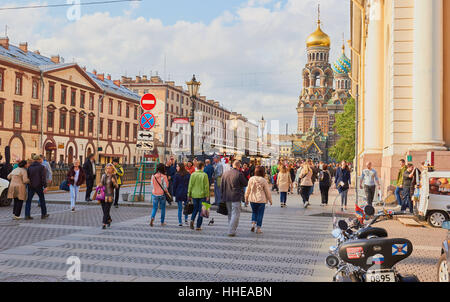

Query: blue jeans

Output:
[25, 186, 47, 217]
[177, 200, 189, 224]
[309, 184, 314, 195]
[401, 189, 413, 213]
[151, 195, 166, 223]
[251, 203, 266, 228]
[69, 185, 79, 209]
[340, 190, 348, 207]
[280, 192, 287, 204]
[214, 179, 221, 205]
[191, 198, 206, 228]
[395, 187, 403, 206]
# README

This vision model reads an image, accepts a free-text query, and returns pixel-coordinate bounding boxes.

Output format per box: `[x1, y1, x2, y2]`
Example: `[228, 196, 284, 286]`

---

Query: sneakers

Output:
[256, 229, 263, 234]
[251, 225, 256, 232]
[184, 220, 188, 225]
[195, 228, 202, 231]
[41, 214, 49, 219]
[24, 216, 33, 220]
[12, 216, 21, 220]
[71, 208, 75, 213]
[161, 223, 167, 227]
[190, 221, 195, 230]
[179, 224, 183, 227]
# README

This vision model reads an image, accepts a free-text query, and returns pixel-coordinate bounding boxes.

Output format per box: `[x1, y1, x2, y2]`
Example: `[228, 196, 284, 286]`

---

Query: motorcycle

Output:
[325, 194, 419, 282]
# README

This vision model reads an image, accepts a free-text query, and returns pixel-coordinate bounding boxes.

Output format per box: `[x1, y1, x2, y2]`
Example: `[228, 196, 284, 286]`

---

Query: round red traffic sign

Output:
[140, 112, 156, 130]
[140, 93, 157, 111]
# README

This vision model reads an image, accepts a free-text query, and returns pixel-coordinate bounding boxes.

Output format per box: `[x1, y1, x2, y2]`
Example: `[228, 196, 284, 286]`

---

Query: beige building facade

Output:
[0, 38, 141, 165]
[350, 0, 450, 188]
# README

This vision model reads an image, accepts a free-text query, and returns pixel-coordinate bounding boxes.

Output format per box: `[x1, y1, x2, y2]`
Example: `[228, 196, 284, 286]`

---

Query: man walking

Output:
[203, 159, 214, 186]
[165, 156, 177, 196]
[187, 161, 210, 231]
[212, 156, 223, 206]
[112, 158, 124, 208]
[24, 155, 49, 220]
[37, 155, 52, 207]
[83, 154, 96, 202]
[359, 162, 380, 206]
[401, 163, 415, 214]
[221, 160, 248, 237]
[395, 159, 407, 208]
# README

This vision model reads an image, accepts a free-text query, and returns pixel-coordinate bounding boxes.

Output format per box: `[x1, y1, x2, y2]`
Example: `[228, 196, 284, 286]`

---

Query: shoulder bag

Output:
[153, 174, 173, 204]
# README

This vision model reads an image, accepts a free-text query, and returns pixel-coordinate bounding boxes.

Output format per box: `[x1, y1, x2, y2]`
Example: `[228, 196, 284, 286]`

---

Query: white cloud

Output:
[3, 0, 349, 133]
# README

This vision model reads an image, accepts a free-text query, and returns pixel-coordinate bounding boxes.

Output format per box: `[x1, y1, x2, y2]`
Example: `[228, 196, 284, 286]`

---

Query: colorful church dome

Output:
[306, 23, 331, 48]
[332, 46, 351, 74]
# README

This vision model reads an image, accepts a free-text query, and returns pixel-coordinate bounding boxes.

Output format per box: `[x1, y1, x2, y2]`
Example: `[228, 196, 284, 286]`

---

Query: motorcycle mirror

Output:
[338, 220, 348, 231]
[364, 205, 375, 216]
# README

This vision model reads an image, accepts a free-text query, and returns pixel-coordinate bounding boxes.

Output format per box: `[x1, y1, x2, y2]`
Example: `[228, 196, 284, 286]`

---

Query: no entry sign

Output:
[140, 112, 156, 130]
[140, 93, 157, 111]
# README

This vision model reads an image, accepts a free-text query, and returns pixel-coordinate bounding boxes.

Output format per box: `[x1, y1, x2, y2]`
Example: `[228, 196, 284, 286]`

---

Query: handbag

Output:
[217, 202, 228, 216]
[59, 180, 70, 192]
[95, 186, 105, 202]
[201, 202, 211, 218]
[183, 201, 194, 215]
[153, 174, 173, 204]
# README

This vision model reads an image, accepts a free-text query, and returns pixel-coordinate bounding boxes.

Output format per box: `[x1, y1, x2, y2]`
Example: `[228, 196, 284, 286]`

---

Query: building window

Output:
[126, 104, 130, 118]
[109, 99, 113, 114]
[79, 115, 85, 133]
[108, 120, 113, 136]
[118, 102, 122, 116]
[15, 74, 22, 95]
[71, 90, 76, 106]
[99, 118, 104, 135]
[0, 69, 4, 91]
[88, 118, 94, 133]
[31, 107, 39, 126]
[80, 92, 85, 109]
[125, 123, 129, 139]
[69, 114, 76, 130]
[32, 80, 39, 99]
[134, 106, 137, 119]
[60, 113, 66, 130]
[14, 103, 22, 124]
[89, 94, 94, 110]
[0, 101, 3, 126]
[61, 86, 67, 104]
[99, 96, 103, 113]
[117, 121, 122, 138]
[47, 111, 54, 129]
[49, 83, 55, 101]
[133, 124, 137, 139]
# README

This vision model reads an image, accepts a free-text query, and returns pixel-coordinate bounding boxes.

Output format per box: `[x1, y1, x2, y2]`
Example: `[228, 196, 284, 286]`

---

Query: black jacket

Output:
[83, 160, 96, 180]
[221, 168, 248, 203]
[27, 161, 47, 189]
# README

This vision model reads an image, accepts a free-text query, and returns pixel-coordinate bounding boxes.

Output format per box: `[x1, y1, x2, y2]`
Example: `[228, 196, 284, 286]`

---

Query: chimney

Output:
[93, 70, 97, 75]
[113, 80, 121, 87]
[19, 42, 28, 53]
[0, 37, 9, 50]
[107, 74, 111, 80]
[97, 73, 104, 81]
[51, 55, 60, 64]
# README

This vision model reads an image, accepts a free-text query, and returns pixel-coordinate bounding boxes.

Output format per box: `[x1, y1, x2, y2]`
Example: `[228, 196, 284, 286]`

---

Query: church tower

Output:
[297, 5, 334, 135]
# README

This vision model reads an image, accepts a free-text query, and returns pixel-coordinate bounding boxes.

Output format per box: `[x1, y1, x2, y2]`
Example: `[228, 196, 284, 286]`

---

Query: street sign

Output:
[140, 112, 156, 130]
[137, 130, 154, 141]
[136, 141, 154, 151]
[173, 117, 189, 124]
[140, 93, 157, 111]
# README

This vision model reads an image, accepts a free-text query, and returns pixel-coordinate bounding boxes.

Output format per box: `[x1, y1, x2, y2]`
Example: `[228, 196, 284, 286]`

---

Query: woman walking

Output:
[187, 161, 210, 231]
[245, 166, 272, 234]
[67, 159, 86, 212]
[277, 165, 292, 208]
[173, 163, 191, 226]
[150, 163, 169, 227]
[100, 163, 118, 229]
[335, 161, 351, 211]
[319, 164, 331, 206]
[289, 165, 296, 194]
[8, 160, 29, 220]
[299, 162, 313, 208]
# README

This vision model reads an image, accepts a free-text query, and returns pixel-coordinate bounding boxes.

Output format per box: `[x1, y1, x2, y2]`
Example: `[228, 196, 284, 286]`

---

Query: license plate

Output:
[365, 271, 396, 282]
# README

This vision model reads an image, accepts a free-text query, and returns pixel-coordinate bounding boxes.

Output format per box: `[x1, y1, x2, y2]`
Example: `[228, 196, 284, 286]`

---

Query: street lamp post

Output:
[186, 75, 201, 159]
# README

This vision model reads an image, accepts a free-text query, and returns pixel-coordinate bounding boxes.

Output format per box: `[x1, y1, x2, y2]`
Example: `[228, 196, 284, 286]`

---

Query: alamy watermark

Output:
[66, 0, 81, 21]
[66, 256, 81, 281]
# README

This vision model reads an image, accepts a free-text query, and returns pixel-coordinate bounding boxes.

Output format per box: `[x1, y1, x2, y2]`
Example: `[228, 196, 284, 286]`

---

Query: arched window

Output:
[313, 72, 320, 87]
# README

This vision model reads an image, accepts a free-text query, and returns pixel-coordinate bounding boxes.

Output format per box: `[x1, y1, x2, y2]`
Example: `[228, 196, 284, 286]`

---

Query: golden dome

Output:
[306, 23, 331, 48]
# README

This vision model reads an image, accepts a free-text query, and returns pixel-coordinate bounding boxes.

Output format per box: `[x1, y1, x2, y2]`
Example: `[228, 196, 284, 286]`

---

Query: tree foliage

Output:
[329, 97, 355, 162]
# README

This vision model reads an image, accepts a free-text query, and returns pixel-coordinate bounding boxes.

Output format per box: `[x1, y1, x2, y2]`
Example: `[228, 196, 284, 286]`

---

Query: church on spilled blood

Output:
[291, 10, 351, 162]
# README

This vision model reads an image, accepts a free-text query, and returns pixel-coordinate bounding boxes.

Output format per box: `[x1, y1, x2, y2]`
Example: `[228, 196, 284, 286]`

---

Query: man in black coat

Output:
[83, 154, 96, 202]
[24, 155, 49, 220]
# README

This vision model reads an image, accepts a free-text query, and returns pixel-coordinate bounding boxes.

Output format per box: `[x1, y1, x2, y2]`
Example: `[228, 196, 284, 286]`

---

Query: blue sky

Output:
[1, 0, 349, 133]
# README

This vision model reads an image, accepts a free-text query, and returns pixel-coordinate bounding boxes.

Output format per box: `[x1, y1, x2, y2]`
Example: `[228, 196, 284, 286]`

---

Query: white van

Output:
[417, 171, 450, 228]
[0, 177, 10, 206]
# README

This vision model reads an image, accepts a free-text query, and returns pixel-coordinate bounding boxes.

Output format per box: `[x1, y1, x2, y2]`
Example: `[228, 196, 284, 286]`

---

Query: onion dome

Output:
[332, 45, 351, 74]
[306, 22, 331, 48]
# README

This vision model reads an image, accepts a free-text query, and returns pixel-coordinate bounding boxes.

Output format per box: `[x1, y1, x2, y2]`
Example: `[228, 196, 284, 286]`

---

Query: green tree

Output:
[329, 97, 355, 162]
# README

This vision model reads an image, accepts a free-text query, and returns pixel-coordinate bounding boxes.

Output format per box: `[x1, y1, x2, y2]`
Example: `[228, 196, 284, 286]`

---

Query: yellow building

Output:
[0, 38, 141, 165]
[350, 0, 450, 187]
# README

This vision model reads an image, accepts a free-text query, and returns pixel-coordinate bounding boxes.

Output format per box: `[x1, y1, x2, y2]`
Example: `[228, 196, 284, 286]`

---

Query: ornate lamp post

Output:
[186, 75, 201, 158]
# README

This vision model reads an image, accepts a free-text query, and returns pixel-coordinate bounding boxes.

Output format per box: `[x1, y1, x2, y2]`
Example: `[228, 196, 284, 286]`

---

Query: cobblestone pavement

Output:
[0, 185, 446, 282]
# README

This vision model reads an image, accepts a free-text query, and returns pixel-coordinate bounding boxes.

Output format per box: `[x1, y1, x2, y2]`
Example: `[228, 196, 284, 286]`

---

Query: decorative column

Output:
[412, 0, 446, 150]
[364, 0, 383, 155]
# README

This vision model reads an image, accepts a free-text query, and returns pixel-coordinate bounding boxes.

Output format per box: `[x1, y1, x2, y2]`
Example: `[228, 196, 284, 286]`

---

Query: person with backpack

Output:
[187, 161, 210, 231]
[173, 163, 191, 226]
[150, 163, 169, 227]
[319, 164, 331, 206]
[245, 166, 272, 234]
[112, 158, 124, 208]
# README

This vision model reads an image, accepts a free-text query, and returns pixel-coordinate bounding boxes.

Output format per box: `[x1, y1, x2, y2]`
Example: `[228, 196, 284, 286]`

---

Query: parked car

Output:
[417, 171, 450, 228]
[437, 220, 450, 282]
[0, 177, 10, 206]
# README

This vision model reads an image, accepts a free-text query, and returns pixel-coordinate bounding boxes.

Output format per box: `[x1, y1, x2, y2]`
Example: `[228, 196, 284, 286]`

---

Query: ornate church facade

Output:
[293, 13, 351, 162]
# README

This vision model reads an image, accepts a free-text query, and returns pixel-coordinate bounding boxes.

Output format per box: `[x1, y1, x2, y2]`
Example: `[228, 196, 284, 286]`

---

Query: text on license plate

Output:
[366, 271, 395, 282]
